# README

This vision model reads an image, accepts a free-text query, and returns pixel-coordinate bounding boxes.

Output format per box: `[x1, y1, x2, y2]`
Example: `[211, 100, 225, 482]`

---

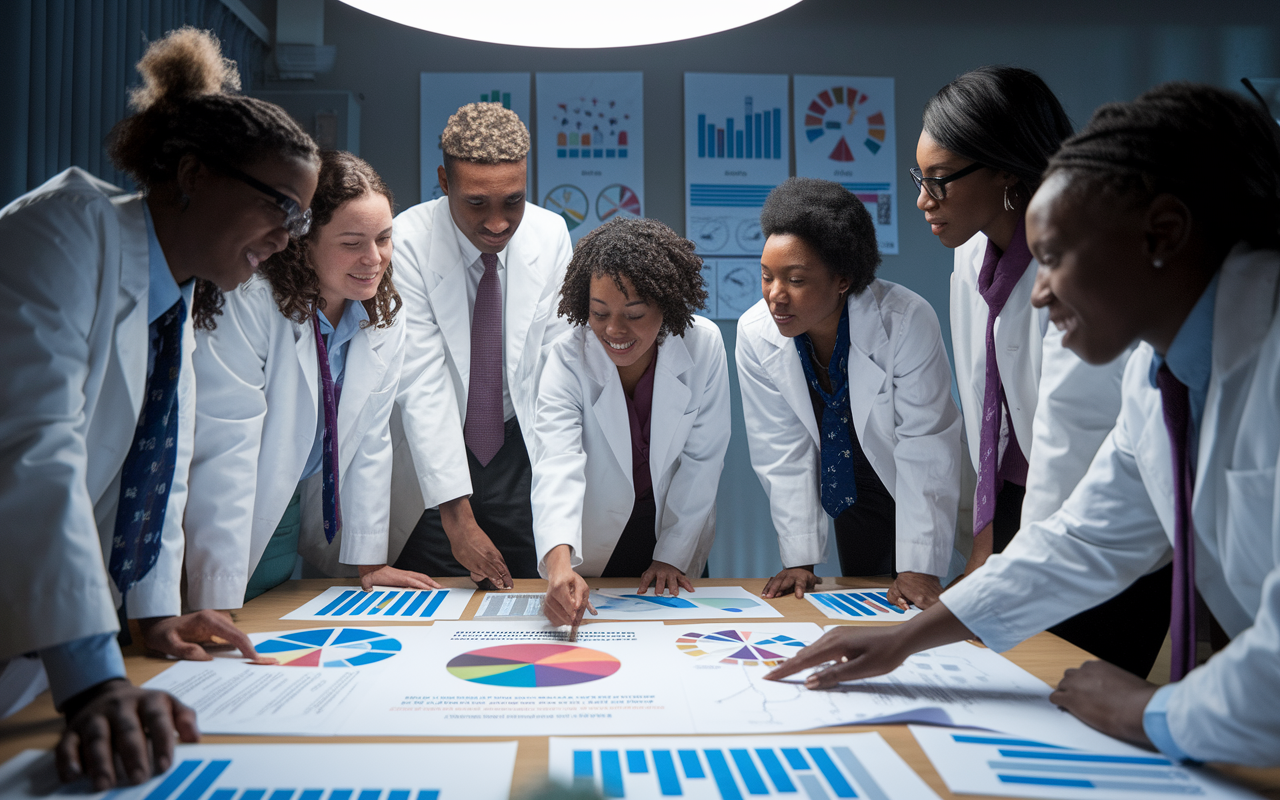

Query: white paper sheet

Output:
[805, 588, 922, 621]
[549, 733, 940, 799]
[281, 586, 474, 622]
[910, 725, 1262, 799]
[419, 72, 531, 203]
[473, 586, 781, 621]
[0, 743, 517, 800]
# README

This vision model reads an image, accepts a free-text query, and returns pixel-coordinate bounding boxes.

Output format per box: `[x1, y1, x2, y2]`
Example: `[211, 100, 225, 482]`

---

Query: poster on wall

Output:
[684, 73, 790, 259]
[535, 72, 644, 244]
[699, 258, 762, 321]
[793, 75, 898, 254]
[419, 72, 531, 203]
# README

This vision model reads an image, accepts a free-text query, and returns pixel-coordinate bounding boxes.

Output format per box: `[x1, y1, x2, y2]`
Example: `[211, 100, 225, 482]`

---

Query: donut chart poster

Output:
[793, 75, 898, 254]
[536, 72, 644, 244]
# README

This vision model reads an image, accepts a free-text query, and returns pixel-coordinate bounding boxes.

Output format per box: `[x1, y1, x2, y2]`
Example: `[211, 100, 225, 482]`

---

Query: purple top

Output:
[624, 349, 658, 500]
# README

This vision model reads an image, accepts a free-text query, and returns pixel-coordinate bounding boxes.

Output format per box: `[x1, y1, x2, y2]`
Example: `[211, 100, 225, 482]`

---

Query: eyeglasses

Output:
[909, 162, 986, 202]
[224, 166, 313, 237]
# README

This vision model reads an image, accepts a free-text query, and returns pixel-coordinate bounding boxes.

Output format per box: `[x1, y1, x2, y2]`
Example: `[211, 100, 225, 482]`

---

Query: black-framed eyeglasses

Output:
[224, 166, 313, 237]
[909, 162, 986, 202]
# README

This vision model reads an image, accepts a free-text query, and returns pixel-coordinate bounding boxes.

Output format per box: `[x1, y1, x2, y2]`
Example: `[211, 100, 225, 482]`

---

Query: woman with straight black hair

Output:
[915, 65, 1170, 677]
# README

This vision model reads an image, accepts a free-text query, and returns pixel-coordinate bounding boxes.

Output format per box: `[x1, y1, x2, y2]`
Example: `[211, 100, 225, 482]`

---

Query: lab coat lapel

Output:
[504, 237, 542, 388]
[113, 195, 151, 416]
[585, 331, 634, 484]
[843, 289, 888, 444]
[430, 202, 473, 394]
[337, 323, 389, 464]
[758, 321, 820, 446]
[294, 317, 322, 451]
[648, 334, 694, 479]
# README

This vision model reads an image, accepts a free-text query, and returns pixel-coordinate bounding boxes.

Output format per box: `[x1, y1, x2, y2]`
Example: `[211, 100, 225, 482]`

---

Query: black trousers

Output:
[992, 481, 1173, 678]
[831, 464, 897, 577]
[393, 417, 540, 579]
[601, 490, 658, 578]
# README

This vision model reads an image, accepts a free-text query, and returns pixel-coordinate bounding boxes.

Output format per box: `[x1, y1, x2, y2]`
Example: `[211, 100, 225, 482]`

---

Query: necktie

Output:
[972, 224, 1033, 535]
[1156, 363, 1197, 681]
[109, 297, 186, 609]
[312, 315, 343, 544]
[795, 303, 857, 519]
[465, 252, 504, 466]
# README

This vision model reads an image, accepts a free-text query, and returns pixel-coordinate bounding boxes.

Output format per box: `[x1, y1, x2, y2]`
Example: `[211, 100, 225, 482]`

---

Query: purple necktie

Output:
[312, 315, 342, 543]
[1156, 363, 1197, 681]
[465, 252, 504, 466]
[973, 220, 1033, 535]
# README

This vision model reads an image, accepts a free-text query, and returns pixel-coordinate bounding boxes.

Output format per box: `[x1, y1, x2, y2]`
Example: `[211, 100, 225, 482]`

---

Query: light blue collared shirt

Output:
[144, 203, 182, 324]
[300, 301, 368, 480]
[1141, 272, 1219, 763]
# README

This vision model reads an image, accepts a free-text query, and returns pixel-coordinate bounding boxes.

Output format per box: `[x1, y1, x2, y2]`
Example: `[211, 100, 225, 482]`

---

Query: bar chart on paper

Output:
[0, 743, 517, 800]
[281, 586, 473, 621]
[910, 726, 1262, 799]
[806, 589, 922, 621]
[549, 733, 941, 799]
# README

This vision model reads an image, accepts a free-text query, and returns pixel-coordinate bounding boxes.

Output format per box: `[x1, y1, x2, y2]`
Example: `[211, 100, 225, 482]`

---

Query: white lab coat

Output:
[942, 245, 1280, 765]
[185, 276, 405, 609]
[387, 197, 572, 558]
[0, 168, 191, 658]
[951, 233, 1130, 527]
[530, 317, 731, 578]
[736, 280, 962, 575]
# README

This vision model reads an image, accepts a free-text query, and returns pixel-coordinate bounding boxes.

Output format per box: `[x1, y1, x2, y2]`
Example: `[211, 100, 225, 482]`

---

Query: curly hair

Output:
[440, 102, 530, 178]
[1044, 82, 1280, 253]
[558, 218, 707, 339]
[251, 150, 401, 330]
[760, 178, 881, 296]
[108, 27, 320, 331]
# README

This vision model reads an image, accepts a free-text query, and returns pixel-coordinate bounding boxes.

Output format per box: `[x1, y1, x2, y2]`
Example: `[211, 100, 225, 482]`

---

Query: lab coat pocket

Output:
[1221, 466, 1276, 599]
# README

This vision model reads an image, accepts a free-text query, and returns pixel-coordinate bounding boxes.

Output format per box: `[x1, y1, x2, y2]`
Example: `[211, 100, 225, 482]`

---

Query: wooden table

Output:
[3, 577, 1277, 799]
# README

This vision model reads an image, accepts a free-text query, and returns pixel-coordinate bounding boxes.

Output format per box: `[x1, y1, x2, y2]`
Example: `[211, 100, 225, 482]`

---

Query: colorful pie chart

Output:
[254, 628, 402, 668]
[675, 630, 806, 667]
[446, 643, 621, 687]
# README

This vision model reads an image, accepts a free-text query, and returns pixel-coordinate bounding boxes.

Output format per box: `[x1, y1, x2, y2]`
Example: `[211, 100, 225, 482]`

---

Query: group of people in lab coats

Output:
[2, 25, 1278, 789]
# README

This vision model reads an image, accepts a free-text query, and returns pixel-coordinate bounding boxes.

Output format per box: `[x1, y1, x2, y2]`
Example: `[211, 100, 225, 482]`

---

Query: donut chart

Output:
[254, 628, 402, 668]
[803, 85, 886, 161]
[596, 183, 642, 222]
[675, 630, 806, 667]
[447, 643, 621, 687]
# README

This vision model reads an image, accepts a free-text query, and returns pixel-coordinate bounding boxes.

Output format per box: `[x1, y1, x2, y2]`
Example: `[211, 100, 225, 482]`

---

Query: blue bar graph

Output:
[704, 751, 744, 800]
[694, 97, 783, 160]
[384, 592, 412, 616]
[357, 790, 381, 800]
[698, 114, 707, 157]
[602, 751, 625, 798]
[145, 760, 202, 800]
[652, 751, 681, 796]
[627, 751, 649, 774]
[421, 591, 447, 617]
[208, 790, 235, 800]
[807, 749, 855, 798]
[781, 749, 809, 771]
[268, 790, 295, 800]
[310, 589, 457, 619]
[679, 750, 705, 779]
[350, 591, 383, 615]
[330, 790, 353, 800]
[575, 750, 594, 781]
[137, 760, 445, 800]
[403, 592, 429, 616]
[177, 761, 231, 800]
[299, 791, 324, 800]
[755, 750, 794, 793]
[333, 592, 365, 615]
[240, 791, 266, 800]
[317, 591, 357, 615]
[772, 109, 781, 160]
[998, 749, 1172, 765]
[728, 750, 768, 795]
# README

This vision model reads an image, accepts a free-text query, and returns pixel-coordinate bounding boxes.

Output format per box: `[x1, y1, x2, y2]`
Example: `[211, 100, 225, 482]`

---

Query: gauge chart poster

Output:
[536, 72, 644, 244]
[420, 72, 531, 203]
[684, 73, 790, 258]
[793, 75, 898, 254]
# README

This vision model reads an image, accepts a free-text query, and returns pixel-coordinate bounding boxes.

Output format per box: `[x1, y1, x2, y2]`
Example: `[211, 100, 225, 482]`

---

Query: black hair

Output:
[558, 217, 706, 339]
[759, 177, 881, 296]
[923, 65, 1073, 196]
[1044, 82, 1280, 253]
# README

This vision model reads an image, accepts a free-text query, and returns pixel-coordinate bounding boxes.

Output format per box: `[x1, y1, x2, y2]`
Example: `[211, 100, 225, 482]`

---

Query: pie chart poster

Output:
[793, 75, 898, 254]
[536, 72, 644, 245]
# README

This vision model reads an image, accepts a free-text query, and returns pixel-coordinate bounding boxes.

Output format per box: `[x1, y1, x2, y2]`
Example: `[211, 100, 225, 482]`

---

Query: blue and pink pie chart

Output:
[254, 628, 402, 668]
[446, 644, 622, 687]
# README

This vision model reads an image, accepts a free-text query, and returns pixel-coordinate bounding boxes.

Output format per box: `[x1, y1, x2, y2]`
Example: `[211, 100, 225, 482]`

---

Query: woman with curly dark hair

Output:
[186, 150, 437, 610]
[532, 217, 731, 628]
[738, 178, 962, 609]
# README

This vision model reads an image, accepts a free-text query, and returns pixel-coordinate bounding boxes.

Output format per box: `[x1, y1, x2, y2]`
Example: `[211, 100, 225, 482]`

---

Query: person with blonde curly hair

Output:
[388, 103, 573, 587]
[185, 150, 437, 611]
[0, 27, 317, 788]
[532, 218, 731, 629]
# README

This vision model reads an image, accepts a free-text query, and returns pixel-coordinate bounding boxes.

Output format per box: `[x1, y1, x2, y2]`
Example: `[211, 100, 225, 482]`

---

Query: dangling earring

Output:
[179, 193, 191, 211]
[1003, 185, 1015, 212]
[1153, 257, 1165, 269]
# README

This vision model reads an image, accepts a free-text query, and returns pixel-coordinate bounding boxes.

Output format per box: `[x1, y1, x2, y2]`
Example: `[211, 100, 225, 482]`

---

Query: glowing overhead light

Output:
[335, 0, 806, 49]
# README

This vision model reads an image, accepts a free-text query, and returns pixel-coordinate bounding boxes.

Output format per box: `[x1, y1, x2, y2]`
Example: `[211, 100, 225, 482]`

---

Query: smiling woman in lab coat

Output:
[532, 218, 731, 627]
[738, 178, 962, 608]
[185, 151, 438, 611]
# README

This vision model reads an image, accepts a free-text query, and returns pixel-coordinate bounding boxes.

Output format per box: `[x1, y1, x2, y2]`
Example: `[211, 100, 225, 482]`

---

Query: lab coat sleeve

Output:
[0, 192, 121, 657]
[652, 324, 732, 574]
[941, 358, 1172, 651]
[887, 297, 963, 578]
[337, 320, 407, 566]
[734, 321, 827, 568]
[392, 210, 471, 509]
[184, 284, 273, 610]
[529, 334, 589, 577]
[1022, 325, 1130, 526]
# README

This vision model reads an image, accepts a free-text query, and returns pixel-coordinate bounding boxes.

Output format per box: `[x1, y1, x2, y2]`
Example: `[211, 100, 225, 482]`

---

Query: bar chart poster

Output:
[0, 743, 518, 800]
[281, 586, 474, 621]
[793, 75, 898, 254]
[684, 73, 790, 257]
[536, 72, 644, 244]
[910, 726, 1260, 799]
[549, 733, 941, 799]
[419, 72, 531, 202]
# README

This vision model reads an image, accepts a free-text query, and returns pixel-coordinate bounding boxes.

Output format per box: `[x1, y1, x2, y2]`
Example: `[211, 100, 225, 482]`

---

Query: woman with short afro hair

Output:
[531, 218, 731, 629]
[738, 177, 963, 609]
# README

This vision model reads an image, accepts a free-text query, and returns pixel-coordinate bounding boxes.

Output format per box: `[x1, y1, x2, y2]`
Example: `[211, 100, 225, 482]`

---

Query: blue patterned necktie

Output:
[795, 303, 857, 518]
[313, 315, 343, 543]
[109, 297, 186, 608]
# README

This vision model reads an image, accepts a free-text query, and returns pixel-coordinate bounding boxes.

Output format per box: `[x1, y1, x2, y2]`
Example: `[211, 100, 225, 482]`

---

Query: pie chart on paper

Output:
[254, 628, 402, 668]
[446, 643, 621, 687]
[675, 629, 806, 666]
